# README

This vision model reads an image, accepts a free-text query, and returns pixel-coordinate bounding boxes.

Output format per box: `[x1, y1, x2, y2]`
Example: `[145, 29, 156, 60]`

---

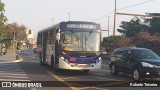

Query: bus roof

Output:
[38, 21, 100, 33]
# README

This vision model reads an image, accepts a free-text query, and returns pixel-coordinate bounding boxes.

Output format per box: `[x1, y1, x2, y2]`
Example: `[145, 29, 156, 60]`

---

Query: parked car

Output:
[109, 47, 160, 81]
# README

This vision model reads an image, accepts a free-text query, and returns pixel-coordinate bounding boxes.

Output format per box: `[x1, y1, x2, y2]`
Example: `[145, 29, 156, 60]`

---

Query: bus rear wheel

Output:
[39, 54, 44, 66]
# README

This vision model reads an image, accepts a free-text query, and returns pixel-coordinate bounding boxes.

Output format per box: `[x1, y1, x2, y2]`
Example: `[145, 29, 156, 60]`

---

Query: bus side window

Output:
[49, 30, 52, 44]
[47, 31, 50, 44]
[61, 32, 65, 43]
[51, 30, 55, 44]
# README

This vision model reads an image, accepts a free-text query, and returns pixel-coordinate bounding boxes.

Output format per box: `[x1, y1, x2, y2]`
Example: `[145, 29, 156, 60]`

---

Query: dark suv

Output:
[109, 47, 160, 81]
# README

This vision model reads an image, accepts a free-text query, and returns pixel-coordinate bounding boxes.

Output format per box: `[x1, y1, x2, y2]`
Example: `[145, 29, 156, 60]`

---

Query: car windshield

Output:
[132, 49, 160, 60]
[61, 31, 100, 51]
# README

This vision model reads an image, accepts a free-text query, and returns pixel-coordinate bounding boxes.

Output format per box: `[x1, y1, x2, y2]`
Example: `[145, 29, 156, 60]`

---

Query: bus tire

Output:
[39, 53, 44, 66]
[83, 70, 90, 73]
[51, 55, 55, 68]
[40, 60, 45, 66]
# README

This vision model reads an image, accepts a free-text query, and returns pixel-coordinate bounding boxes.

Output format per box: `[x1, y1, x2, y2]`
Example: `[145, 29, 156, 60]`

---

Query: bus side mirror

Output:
[101, 51, 107, 54]
[56, 32, 60, 41]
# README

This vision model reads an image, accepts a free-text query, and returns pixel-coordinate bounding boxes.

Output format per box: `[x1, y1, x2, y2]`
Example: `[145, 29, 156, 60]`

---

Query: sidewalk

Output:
[0, 50, 16, 61]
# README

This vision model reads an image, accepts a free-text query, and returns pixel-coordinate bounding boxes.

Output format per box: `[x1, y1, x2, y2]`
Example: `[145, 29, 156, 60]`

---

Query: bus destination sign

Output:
[66, 24, 97, 29]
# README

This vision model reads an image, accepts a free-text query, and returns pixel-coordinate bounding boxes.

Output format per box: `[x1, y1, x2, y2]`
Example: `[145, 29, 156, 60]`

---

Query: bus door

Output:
[55, 29, 60, 67]
[46, 30, 55, 66]
[42, 32, 47, 63]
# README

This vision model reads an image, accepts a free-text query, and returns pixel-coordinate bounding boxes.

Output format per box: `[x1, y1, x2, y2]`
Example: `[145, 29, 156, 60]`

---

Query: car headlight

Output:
[141, 62, 154, 68]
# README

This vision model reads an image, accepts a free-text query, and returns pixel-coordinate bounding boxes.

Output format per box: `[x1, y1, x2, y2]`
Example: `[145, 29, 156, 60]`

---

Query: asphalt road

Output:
[0, 49, 160, 90]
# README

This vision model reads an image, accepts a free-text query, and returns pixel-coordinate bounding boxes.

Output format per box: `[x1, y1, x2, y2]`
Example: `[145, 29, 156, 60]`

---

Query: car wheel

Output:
[133, 68, 143, 81]
[111, 65, 118, 75]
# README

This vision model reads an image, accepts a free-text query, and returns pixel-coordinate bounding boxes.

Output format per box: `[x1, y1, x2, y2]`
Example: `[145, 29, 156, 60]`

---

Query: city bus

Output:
[37, 21, 102, 73]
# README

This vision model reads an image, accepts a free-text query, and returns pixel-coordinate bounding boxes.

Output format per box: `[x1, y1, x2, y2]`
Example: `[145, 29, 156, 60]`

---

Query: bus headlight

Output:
[60, 56, 69, 63]
[96, 57, 101, 64]
[65, 59, 69, 63]
[60, 56, 64, 60]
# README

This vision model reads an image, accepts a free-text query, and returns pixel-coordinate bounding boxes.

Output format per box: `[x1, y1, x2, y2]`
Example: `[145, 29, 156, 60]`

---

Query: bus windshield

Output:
[61, 30, 100, 51]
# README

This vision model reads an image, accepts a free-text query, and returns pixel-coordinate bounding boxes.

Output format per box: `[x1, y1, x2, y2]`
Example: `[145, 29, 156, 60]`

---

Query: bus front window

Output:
[62, 31, 100, 51]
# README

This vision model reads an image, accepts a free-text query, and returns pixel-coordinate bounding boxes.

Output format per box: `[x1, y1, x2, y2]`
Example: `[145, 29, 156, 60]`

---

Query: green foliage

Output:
[134, 32, 160, 55]
[102, 36, 132, 54]
[102, 32, 160, 55]
[117, 17, 147, 37]
[0, 1, 7, 38]
[144, 13, 160, 35]
[118, 13, 160, 37]
[5, 23, 27, 40]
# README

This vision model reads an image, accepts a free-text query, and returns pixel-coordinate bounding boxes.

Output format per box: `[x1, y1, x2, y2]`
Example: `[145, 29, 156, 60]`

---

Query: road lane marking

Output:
[0, 79, 31, 81]
[47, 71, 79, 90]
[0, 75, 28, 78]
[62, 75, 122, 81]
[0, 61, 30, 81]
[78, 80, 132, 90]
[0, 73, 27, 76]
[0, 71, 27, 76]
[79, 86, 109, 90]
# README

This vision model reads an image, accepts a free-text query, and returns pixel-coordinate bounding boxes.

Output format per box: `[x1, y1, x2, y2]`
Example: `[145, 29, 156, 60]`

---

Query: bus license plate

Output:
[79, 64, 87, 68]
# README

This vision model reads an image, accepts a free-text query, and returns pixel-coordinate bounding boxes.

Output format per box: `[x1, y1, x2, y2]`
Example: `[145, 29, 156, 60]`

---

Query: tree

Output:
[0, 1, 7, 38]
[5, 23, 27, 40]
[102, 36, 132, 54]
[117, 17, 147, 37]
[118, 13, 160, 37]
[144, 13, 160, 35]
[133, 32, 160, 55]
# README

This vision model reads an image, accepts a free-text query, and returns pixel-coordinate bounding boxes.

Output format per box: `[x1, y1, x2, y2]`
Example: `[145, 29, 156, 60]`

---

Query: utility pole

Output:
[12, 31, 16, 60]
[113, 0, 117, 36]
[51, 18, 54, 25]
[107, 16, 110, 37]
[67, 13, 70, 21]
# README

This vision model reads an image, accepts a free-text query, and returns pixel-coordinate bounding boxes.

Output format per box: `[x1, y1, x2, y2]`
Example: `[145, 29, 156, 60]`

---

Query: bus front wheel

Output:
[51, 55, 55, 68]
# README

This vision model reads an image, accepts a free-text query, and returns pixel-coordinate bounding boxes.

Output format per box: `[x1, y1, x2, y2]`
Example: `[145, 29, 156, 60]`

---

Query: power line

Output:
[93, 0, 154, 21]
[117, 0, 154, 10]
[92, 11, 113, 21]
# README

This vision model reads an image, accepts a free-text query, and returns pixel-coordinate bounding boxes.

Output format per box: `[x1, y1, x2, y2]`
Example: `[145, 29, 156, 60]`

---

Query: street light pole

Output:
[13, 31, 16, 60]
[107, 16, 110, 37]
[67, 13, 70, 21]
[113, 0, 117, 36]
[51, 18, 54, 25]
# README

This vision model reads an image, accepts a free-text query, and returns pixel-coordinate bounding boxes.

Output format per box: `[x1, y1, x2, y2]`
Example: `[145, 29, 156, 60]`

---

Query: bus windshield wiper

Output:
[85, 31, 93, 45]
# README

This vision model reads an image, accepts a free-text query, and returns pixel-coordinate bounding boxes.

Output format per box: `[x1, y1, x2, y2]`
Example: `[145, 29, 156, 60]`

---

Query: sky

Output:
[2, 0, 160, 38]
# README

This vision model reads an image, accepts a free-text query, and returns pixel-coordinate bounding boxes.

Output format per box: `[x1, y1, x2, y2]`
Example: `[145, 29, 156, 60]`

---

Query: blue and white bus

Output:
[37, 21, 102, 73]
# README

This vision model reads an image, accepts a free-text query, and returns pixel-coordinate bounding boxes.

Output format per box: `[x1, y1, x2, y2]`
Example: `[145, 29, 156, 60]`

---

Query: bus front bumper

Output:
[59, 58, 102, 70]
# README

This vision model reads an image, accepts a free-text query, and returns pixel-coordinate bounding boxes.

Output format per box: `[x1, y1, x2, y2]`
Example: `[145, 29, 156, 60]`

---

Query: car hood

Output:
[139, 59, 160, 65]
